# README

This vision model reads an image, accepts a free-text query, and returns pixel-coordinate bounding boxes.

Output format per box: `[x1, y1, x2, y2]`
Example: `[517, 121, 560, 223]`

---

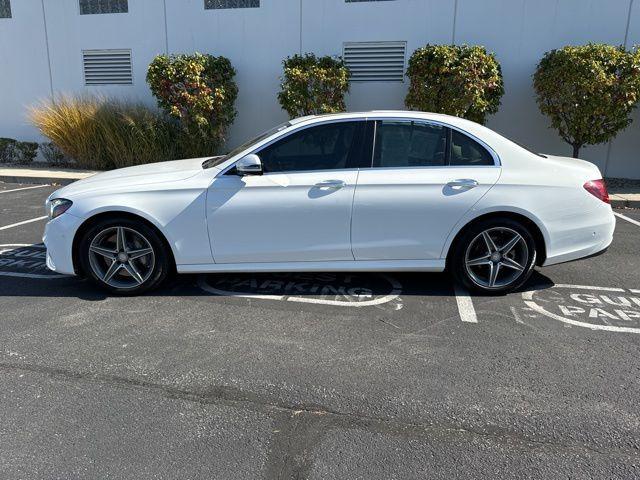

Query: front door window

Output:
[258, 121, 362, 173]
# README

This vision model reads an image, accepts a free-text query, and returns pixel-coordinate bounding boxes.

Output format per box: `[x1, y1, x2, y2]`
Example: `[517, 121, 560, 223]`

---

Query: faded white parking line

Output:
[454, 285, 478, 323]
[0, 271, 69, 279]
[0, 216, 48, 231]
[554, 284, 626, 292]
[614, 212, 640, 228]
[0, 184, 49, 194]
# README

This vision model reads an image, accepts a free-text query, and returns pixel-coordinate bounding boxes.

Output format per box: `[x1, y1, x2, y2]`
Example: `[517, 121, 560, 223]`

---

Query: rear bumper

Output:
[42, 213, 83, 275]
[542, 209, 615, 266]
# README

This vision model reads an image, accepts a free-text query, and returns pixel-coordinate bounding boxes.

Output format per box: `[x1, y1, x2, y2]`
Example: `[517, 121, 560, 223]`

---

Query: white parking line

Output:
[454, 285, 478, 323]
[614, 212, 640, 227]
[0, 184, 49, 194]
[0, 216, 48, 231]
[554, 284, 626, 292]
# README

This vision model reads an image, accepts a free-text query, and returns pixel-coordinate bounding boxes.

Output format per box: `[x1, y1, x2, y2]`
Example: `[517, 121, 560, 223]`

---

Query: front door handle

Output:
[447, 179, 479, 189]
[314, 180, 346, 189]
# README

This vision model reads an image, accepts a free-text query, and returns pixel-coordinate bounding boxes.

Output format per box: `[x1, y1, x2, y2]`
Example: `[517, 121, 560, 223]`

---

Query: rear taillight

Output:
[583, 179, 610, 204]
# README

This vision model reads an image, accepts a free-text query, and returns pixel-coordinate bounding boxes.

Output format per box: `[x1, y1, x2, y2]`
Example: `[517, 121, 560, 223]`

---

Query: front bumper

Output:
[42, 213, 84, 275]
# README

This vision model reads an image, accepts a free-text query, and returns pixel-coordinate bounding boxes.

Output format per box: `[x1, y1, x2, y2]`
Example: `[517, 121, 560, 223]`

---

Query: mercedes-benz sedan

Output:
[44, 111, 615, 295]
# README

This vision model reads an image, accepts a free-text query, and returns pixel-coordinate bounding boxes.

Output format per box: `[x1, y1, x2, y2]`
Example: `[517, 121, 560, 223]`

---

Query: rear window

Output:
[449, 130, 494, 166]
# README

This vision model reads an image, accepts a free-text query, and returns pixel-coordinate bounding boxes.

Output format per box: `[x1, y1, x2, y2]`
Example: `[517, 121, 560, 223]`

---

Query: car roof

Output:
[292, 111, 502, 146]
[292, 110, 481, 130]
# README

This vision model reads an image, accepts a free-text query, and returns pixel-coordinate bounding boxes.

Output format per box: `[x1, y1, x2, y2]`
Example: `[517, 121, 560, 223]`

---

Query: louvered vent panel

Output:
[83, 49, 133, 85]
[343, 41, 406, 82]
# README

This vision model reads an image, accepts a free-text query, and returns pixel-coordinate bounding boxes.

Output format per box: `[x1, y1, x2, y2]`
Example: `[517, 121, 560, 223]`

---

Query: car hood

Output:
[52, 157, 219, 199]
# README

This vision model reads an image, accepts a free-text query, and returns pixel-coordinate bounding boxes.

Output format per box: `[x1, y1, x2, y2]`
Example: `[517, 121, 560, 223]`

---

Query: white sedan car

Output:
[44, 111, 615, 295]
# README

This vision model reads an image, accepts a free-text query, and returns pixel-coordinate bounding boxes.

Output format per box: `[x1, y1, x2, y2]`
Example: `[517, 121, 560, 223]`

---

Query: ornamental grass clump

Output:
[534, 43, 640, 158]
[405, 44, 504, 125]
[278, 54, 350, 118]
[30, 95, 182, 170]
[147, 53, 238, 157]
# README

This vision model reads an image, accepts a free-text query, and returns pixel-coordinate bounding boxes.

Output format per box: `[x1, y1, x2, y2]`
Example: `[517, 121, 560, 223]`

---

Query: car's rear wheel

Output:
[451, 218, 537, 294]
[78, 217, 170, 294]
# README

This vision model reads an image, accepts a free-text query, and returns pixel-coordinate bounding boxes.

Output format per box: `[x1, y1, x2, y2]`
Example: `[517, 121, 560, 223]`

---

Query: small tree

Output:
[147, 53, 238, 156]
[405, 44, 504, 125]
[278, 54, 350, 118]
[534, 44, 640, 158]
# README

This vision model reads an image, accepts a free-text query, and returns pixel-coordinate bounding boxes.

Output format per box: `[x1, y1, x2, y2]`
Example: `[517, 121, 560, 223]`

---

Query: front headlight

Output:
[46, 198, 73, 220]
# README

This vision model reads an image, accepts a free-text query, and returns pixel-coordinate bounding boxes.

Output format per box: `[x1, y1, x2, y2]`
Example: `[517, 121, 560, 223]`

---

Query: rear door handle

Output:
[447, 179, 479, 189]
[314, 180, 346, 189]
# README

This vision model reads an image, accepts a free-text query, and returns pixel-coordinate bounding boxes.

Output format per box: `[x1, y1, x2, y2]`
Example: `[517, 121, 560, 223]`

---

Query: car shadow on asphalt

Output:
[0, 270, 556, 301]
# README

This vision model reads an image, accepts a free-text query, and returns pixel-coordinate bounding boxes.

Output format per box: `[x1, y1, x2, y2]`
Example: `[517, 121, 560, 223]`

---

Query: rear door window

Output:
[373, 121, 447, 168]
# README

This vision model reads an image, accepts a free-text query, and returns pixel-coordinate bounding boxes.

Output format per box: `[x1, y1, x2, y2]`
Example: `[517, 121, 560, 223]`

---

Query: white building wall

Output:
[0, 1, 51, 141]
[453, 0, 633, 176]
[43, 0, 166, 101]
[0, 0, 638, 178]
[165, 0, 301, 145]
[301, 0, 455, 114]
[607, 0, 640, 179]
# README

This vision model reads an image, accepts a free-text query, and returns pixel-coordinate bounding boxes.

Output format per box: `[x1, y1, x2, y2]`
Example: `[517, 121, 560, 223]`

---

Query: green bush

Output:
[278, 54, 350, 118]
[534, 44, 640, 158]
[0, 138, 38, 165]
[30, 95, 183, 170]
[40, 141, 72, 167]
[405, 44, 504, 124]
[147, 53, 238, 157]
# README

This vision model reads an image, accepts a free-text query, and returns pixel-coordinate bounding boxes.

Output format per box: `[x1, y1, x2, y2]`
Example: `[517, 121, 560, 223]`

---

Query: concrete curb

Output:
[0, 175, 82, 186]
[611, 198, 640, 209]
[0, 167, 98, 186]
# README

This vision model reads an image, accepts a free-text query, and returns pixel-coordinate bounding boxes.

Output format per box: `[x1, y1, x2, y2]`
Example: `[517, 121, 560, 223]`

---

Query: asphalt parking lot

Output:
[1, 181, 639, 479]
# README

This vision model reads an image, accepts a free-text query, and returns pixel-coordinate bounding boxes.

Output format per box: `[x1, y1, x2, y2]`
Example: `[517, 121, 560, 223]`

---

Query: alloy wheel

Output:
[88, 226, 155, 289]
[464, 227, 529, 290]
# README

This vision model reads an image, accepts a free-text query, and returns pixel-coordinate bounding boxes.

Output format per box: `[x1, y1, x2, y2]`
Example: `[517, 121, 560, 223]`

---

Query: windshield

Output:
[202, 121, 292, 169]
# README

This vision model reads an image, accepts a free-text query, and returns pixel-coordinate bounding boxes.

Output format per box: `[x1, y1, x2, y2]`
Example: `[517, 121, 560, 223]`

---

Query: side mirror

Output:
[236, 154, 263, 176]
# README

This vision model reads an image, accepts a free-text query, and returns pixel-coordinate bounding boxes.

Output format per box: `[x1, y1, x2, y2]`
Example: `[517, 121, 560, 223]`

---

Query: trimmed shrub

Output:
[40, 142, 72, 167]
[405, 44, 504, 124]
[30, 95, 183, 170]
[278, 54, 350, 118]
[534, 44, 640, 158]
[147, 53, 238, 157]
[0, 138, 38, 164]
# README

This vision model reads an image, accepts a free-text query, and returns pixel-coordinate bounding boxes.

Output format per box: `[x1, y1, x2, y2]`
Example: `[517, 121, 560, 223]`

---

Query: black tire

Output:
[450, 218, 537, 295]
[78, 217, 171, 295]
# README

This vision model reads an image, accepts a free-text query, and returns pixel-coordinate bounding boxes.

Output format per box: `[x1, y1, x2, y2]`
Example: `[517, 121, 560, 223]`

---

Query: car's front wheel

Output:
[451, 218, 537, 294]
[78, 217, 170, 294]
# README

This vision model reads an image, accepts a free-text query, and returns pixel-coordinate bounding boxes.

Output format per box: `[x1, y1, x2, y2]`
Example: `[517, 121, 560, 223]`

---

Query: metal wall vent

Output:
[343, 41, 407, 82]
[82, 49, 133, 86]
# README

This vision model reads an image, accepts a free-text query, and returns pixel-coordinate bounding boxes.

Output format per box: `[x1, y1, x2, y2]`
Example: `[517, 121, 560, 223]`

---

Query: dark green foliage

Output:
[405, 44, 504, 125]
[0, 138, 38, 164]
[534, 43, 640, 158]
[278, 54, 350, 118]
[147, 53, 238, 156]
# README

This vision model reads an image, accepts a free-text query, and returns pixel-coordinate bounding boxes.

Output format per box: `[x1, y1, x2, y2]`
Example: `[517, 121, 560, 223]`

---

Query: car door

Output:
[207, 120, 366, 264]
[351, 119, 501, 260]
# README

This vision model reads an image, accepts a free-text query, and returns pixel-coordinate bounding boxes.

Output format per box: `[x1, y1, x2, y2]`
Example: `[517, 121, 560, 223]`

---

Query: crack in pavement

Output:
[1, 360, 638, 466]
